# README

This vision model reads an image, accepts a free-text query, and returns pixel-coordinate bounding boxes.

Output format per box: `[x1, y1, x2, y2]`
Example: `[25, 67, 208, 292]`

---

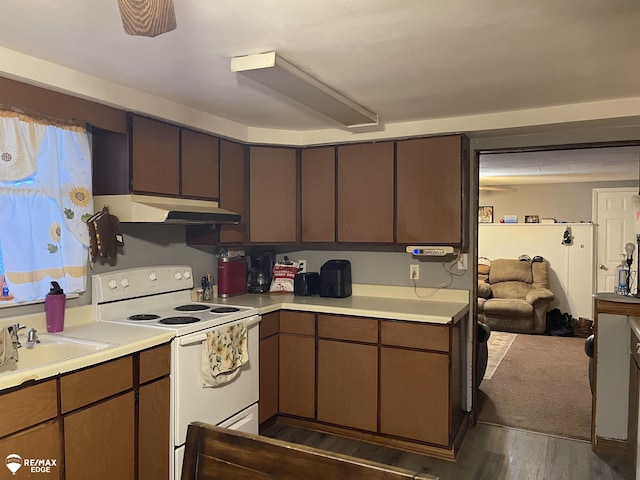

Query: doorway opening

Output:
[475, 142, 640, 440]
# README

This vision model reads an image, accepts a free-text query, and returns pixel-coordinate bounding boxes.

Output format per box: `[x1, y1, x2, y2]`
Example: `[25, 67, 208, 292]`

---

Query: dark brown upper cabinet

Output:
[396, 134, 469, 246]
[181, 128, 219, 200]
[249, 146, 297, 243]
[93, 114, 220, 200]
[301, 146, 335, 243]
[218, 140, 247, 244]
[131, 115, 180, 195]
[337, 142, 394, 243]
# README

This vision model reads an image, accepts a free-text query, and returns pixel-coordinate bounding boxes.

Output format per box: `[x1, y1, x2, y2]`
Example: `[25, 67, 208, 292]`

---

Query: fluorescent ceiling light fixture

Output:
[231, 52, 379, 128]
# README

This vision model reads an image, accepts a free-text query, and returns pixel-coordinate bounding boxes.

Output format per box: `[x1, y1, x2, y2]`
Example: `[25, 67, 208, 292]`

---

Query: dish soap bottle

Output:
[45, 281, 66, 332]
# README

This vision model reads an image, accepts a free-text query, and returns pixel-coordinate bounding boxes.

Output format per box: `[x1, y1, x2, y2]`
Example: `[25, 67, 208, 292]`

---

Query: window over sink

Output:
[0, 108, 93, 306]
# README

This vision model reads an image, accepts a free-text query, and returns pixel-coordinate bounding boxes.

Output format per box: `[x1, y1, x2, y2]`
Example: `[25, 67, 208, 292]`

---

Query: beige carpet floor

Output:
[478, 333, 592, 440]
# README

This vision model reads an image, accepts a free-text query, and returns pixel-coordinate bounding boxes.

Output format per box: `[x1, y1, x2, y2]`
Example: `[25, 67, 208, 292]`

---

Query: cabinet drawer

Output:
[61, 356, 133, 413]
[139, 344, 171, 384]
[317, 315, 378, 343]
[381, 321, 449, 352]
[279, 311, 315, 335]
[0, 380, 57, 438]
[260, 312, 279, 339]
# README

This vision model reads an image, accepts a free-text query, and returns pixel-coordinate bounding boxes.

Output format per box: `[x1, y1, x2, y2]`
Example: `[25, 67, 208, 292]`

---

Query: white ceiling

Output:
[1, 0, 639, 181]
[480, 146, 640, 185]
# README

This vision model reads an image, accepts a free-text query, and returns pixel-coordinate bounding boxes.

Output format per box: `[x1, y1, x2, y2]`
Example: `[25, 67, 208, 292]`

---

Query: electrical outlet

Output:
[410, 264, 419, 280]
[457, 254, 468, 271]
[298, 260, 307, 273]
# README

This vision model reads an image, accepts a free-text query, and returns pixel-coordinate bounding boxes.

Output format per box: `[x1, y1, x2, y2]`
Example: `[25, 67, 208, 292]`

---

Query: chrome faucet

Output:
[8, 323, 25, 348]
[26, 328, 40, 347]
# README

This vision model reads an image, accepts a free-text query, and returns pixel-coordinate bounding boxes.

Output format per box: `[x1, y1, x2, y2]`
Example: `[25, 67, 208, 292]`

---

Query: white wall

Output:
[479, 180, 636, 224]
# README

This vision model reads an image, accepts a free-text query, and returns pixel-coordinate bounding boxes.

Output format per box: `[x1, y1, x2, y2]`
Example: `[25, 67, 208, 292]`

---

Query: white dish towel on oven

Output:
[201, 322, 249, 387]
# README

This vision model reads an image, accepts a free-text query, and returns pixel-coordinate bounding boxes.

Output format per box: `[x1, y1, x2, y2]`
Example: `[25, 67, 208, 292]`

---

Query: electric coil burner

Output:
[175, 304, 210, 312]
[128, 314, 161, 321]
[159, 316, 201, 325]
[211, 306, 240, 313]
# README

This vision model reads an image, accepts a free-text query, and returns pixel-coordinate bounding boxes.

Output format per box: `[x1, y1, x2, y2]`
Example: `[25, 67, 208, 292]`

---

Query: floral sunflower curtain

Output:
[0, 108, 93, 302]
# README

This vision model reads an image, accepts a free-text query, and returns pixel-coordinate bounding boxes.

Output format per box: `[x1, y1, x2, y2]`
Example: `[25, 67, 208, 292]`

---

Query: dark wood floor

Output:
[262, 422, 634, 480]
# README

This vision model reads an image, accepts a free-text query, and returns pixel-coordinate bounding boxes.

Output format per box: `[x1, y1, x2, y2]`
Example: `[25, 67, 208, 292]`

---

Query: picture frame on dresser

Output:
[479, 206, 493, 223]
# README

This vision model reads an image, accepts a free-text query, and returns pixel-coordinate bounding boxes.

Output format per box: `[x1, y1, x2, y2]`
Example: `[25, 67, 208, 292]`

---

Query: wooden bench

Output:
[181, 422, 438, 480]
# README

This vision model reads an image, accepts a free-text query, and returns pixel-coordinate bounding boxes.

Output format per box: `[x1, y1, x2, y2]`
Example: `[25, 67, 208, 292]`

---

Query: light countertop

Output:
[217, 294, 469, 323]
[594, 292, 640, 304]
[0, 306, 173, 390]
[0, 285, 469, 391]
[216, 284, 470, 324]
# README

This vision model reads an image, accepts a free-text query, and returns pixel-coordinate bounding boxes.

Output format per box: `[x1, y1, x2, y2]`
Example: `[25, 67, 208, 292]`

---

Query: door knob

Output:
[599, 264, 607, 270]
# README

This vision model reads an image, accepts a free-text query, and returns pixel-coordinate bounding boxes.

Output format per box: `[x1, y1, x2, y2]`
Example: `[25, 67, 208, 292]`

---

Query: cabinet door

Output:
[139, 377, 170, 480]
[317, 339, 377, 431]
[0, 380, 57, 437]
[337, 142, 394, 243]
[259, 334, 279, 424]
[301, 146, 335, 242]
[64, 392, 135, 480]
[279, 333, 315, 418]
[0, 421, 61, 479]
[249, 146, 298, 243]
[181, 129, 219, 199]
[131, 115, 180, 195]
[396, 135, 468, 244]
[380, 347, 449, 445]
[219, 139, 247, 243]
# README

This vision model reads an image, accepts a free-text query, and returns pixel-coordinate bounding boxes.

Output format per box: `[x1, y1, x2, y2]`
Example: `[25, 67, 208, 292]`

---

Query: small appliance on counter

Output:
[319, 260, 352, 298]
[218, 257, 247, 297]
[294, 272, 320, 296]
[247, 252, 276, 294]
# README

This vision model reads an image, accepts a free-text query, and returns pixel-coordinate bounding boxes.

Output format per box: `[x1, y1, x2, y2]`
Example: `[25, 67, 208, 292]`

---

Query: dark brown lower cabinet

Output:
[259, 334, 279, 424]
[0, 344, 172, 480]
[139, 376, 171, 480]
[0, 421, 61, 479]
[64, 392, 135, 480]
[279, 333, 315, 418]
[317, 339, 378, 432]
[380, 347, 449, 445]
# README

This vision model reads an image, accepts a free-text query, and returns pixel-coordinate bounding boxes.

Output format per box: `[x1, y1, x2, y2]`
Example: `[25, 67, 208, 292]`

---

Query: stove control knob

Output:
[183, 271, 191, 279]
[120, 278, 130, 288]
[174, 272, 183, 281]
[148, 272, 157, 281]
[108, 279, 117, 290]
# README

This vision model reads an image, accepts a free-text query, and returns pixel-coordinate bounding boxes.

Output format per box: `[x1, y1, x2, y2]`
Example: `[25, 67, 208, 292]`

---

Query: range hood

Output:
[92, 195, 241, 225]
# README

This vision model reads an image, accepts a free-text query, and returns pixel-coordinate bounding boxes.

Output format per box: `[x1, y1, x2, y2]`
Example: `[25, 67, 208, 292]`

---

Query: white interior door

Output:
[593, 187, 637, 293]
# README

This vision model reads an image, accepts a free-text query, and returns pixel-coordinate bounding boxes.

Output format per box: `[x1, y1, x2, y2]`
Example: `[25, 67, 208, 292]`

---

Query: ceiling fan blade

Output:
[117, 0, 177, 37]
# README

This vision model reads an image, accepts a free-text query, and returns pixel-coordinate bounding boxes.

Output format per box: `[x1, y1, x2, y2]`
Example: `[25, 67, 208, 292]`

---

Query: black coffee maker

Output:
[247, 252, 275, 293]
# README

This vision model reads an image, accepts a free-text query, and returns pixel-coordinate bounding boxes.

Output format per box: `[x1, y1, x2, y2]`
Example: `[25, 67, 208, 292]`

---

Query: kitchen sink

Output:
[2, 333, 115, 373]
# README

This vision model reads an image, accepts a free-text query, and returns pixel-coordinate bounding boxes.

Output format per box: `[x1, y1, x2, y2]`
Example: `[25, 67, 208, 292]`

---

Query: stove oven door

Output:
[173, 314, 261, 448]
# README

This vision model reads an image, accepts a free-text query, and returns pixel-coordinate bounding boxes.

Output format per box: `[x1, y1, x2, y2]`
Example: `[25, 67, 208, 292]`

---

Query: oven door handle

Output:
[177, 315, 261, 347]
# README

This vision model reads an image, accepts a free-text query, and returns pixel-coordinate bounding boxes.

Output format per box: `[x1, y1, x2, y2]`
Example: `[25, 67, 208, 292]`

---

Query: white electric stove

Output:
[92, 265, 260, 480]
